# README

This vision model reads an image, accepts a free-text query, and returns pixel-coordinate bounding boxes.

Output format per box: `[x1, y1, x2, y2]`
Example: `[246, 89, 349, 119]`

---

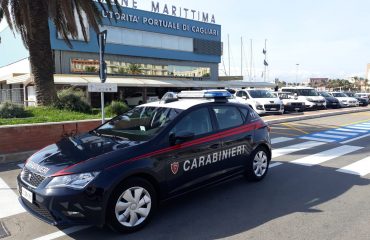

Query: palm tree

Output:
[128, 64, 142, 75]
[0, 0, 120, 106]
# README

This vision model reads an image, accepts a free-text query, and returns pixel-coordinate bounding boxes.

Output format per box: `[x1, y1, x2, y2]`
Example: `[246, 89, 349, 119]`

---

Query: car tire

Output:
[107, 178, 157, 233]
[244, 146, 270, 182]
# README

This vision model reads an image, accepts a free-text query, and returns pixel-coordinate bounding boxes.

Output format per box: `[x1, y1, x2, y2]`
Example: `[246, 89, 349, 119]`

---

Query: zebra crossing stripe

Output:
[312, 133, 347, 139]
[325, 131, 358, 136]
[337, 156, 370, 176]
[345, 126, 370, 130]
[336, 128, 367, 133]
[271, 137, 294, 145]
[299, 136, 335, 143]
[272, 141, 326, 159]
[0, 177, 25, 218]
[291, 145, 363, 166]
[269, 162, 283, 168]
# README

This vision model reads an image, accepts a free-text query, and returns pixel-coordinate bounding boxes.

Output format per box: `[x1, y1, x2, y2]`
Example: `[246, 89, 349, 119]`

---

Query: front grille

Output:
[312, 100, 325, 103]
[21, 169, 46, 188]
[264, 104, 280, 111]
[291, 103, 303, 107]
[21, 197, 55, 223]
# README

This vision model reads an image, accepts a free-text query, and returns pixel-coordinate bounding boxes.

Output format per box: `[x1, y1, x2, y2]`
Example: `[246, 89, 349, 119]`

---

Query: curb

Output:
[264, 108, 370, 125]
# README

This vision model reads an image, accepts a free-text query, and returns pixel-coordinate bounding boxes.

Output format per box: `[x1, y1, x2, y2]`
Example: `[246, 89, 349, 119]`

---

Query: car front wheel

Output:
[245, 146, 270, 181]
[107, 178, 157, 233]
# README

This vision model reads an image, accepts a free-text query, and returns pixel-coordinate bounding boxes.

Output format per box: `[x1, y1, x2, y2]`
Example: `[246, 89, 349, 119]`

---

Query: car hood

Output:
[24, 132, 144, 177]
[252, 98, 282, 104]
[336, 97, 356, 101]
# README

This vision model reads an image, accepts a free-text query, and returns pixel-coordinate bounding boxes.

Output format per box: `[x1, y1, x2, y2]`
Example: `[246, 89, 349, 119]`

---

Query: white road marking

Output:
[269, 162, 283, 168]
[272, 141, 326, 159]
[292, 145, 363, 166]
[32, 226, 91, 240]
[336, 128, 368, 133]
[325, 131, 358, 136]
[312, 133, 347, 139]
[345, 126, 370, 130]
[337, 156, 370, 176]
[299, 136, 335, 143]
[271, 137, 294, 145]
[340, 133, 370, 144]
[0, 177, 25, 218]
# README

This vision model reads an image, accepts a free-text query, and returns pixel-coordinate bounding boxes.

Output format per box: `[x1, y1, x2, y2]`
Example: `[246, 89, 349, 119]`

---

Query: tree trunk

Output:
[28, 0, 57, 106]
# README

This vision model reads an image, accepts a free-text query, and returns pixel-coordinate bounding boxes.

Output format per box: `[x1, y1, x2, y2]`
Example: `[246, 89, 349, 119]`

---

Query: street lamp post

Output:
[296, 63, 300, 83]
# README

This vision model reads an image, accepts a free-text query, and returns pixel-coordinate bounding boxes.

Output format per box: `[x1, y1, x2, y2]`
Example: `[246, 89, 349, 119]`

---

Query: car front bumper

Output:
[17, 174, 106, 227]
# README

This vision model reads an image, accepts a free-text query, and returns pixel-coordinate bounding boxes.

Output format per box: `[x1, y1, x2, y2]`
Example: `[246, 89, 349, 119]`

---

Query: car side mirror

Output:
[169, 131, 195, 145]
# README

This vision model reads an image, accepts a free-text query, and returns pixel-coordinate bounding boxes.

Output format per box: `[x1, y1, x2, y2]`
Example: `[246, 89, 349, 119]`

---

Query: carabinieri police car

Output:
[17, 90, 272, 233]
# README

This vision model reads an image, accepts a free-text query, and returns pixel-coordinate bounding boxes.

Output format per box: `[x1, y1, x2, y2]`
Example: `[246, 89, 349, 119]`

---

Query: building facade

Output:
[0, 3, 224, 105]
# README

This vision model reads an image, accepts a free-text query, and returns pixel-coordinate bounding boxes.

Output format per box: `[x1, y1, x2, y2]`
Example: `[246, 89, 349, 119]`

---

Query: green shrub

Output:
[0, 102, 30, 118]
[55, 88, 91, 113]
[105, 101, 129, 117]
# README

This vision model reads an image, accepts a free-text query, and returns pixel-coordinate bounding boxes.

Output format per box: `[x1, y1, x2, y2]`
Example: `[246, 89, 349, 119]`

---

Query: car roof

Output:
[140, 99, 217, 110]
[281, 87, 314, 89]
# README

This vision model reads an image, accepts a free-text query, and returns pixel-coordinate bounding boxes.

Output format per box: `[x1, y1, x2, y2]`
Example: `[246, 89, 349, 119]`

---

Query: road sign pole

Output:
[98, 30, 108, 124]
[101, 92, 105, 124]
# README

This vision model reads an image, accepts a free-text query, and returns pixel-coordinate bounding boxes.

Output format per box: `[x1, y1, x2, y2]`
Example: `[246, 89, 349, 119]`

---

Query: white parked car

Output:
[329, 92, 359, 107]
[272, 92, 306, 112]
[281, 87, 326, 110]
[234, 89, 284, 115]
[125, 92, 159, 106]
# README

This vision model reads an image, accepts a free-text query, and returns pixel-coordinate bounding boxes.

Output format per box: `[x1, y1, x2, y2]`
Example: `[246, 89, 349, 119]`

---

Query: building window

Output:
[70, 58, 211, 78]
[100, 26, 193, 52]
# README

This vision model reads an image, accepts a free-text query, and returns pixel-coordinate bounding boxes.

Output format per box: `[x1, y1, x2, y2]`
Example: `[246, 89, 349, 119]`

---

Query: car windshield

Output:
[297, 89, 318, 96]
[95, 106, 182, 141]
[345, 92, 355, 97]
[320, 92, 332, 98]
[332, 93, 347, 97]
[248, 90, 276, 98]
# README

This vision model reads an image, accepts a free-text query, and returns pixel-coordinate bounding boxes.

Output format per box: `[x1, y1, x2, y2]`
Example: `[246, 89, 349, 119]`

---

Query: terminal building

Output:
[0, 2, 273, 106]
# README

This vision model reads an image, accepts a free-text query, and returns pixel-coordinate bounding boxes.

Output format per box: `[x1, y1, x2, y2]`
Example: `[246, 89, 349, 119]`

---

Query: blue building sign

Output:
[50, 4, 222, 64]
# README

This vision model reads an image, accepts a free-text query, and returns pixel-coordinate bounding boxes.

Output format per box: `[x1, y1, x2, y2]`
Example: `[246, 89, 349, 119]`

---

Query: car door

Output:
[164, 107, 222, 196]
[210, 105, 254, 173]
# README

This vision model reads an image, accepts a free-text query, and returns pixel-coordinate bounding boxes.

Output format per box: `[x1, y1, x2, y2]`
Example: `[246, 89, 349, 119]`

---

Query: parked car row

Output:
[226, 87, 368, 116]
[124, 88, 369, 116]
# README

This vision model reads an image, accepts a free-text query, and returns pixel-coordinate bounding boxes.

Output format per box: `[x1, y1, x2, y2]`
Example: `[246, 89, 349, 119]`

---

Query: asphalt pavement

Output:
[1, 111, 370, 240]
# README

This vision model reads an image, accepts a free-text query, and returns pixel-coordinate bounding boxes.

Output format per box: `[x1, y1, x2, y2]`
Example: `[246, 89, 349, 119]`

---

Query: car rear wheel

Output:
[245, 146, 270, 181]
[107, 178, 157, 233]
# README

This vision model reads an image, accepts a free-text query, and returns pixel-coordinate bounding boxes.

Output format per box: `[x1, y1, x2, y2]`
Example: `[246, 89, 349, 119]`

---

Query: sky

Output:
[138, 0, 370, 82]
[1, 0, 370, 82]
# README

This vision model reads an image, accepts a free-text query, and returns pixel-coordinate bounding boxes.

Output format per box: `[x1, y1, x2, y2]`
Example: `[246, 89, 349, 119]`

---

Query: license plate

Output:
[270, 108, 277, 111]
[295, 108, 300, 111]
[317, 103, 323, 106]
[21, 187, 33, 203]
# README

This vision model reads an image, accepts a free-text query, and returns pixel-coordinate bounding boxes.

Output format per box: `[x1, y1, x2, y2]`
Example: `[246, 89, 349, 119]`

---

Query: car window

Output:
[239, 108, 250, 121]
[212, 106, 244, 130]
[171, 108, 213, 137]
[236, 91, 243, 97]
[97, 106, 182, 141]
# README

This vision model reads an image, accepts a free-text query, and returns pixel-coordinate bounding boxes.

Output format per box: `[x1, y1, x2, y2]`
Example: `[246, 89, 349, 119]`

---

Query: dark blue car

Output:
[17, 90, 271, 233]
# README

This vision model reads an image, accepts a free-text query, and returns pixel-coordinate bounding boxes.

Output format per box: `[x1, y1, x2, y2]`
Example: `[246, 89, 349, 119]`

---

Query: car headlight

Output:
[306, 97, 313, 102]
[46, 172, 100, 190]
